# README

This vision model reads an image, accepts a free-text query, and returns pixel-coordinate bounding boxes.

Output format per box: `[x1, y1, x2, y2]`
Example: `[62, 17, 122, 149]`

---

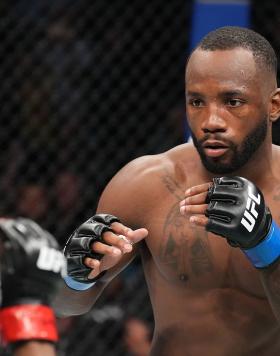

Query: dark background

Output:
[0, 1, 279, 354]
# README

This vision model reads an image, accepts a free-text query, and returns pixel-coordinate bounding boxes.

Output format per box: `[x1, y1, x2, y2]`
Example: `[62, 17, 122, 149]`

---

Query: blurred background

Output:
[0, 0, 279, 355]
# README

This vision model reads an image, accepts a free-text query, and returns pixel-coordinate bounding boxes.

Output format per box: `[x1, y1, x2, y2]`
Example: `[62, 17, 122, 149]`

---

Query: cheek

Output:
[186, 108, 202, 131]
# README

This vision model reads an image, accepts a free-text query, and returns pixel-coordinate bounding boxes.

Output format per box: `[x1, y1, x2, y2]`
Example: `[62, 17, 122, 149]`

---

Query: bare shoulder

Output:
[97, 143, 196, 225]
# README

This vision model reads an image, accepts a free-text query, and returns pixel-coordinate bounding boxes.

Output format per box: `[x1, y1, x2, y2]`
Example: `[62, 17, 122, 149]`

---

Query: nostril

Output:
[202, 127, 226, 133]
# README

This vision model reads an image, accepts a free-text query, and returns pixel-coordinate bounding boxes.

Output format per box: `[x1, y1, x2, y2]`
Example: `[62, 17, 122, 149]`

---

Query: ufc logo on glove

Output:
[205, 176, 280, 268]
[241, 186, 261, 232]
[37, 246, 66, 274]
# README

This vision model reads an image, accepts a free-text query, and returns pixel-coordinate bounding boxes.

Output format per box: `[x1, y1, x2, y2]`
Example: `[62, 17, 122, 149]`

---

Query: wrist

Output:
[242, 220, 280, 268]
[0, 305, 58, 344]
[12, 341, 56, 356]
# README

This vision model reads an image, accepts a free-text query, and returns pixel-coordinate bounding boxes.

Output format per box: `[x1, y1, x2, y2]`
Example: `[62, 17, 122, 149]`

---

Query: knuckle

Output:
[111, 247, 122, 256]
[91, 241, 104, 253]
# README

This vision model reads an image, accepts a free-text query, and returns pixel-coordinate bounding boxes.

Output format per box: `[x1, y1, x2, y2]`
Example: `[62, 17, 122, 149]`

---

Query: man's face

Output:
[185, 48, 270, 174]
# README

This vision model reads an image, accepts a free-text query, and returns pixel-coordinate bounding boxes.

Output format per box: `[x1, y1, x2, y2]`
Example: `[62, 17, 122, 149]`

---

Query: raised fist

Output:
[205, 176, 270, 249]
[63, 214, 148, 290]
[180, 176, 280, 268]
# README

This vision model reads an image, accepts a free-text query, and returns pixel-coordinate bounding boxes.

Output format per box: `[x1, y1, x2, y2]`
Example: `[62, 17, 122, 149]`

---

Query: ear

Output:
[269, 88, 280, 122]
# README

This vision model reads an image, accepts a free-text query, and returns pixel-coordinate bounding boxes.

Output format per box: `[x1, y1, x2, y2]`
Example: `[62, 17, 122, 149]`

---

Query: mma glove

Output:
[206, 176, 280, 268]
[0, 218, 66, 346]
[63, 214, 120, 291]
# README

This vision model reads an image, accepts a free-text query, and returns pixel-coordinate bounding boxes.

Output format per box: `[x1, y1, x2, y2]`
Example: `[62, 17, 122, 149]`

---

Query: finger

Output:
[92, 241, 122, 257]
[110, 222, 133, 235]
[189, 215, 208, 227]
[85, 244, 123, 279]
[84, 257, 100, 270]
[180, 191, 208, 207]
[88, 268, 100, 279]
[83, 258, 102, 279]
[185, 182, 211, 197]
[126, 228, 148, 244]
[102, 231, 133, 253]
[180, 203, 208, 216]
[87, 260, 102, 279]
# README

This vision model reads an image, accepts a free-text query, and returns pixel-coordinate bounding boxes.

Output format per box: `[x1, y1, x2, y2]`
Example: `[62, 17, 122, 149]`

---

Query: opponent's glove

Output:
[0, 218, 66, 345]
[206, 176, 280, 268]
[63, 214, 120, 291]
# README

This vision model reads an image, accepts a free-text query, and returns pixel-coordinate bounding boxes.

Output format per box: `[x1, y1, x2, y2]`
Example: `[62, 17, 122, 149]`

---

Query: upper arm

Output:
[94, 155, 164, 276]
[54, 154, 166, 316]
[97, 155, 161, 227]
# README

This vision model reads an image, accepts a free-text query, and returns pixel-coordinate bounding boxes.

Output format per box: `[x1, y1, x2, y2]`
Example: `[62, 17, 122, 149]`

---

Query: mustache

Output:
[197, 134, 234, 148]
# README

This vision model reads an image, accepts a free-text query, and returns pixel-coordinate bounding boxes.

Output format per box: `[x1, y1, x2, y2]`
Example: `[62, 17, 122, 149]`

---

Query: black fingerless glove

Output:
[63, 214, 120, 290]
[206, 176, 280, 268]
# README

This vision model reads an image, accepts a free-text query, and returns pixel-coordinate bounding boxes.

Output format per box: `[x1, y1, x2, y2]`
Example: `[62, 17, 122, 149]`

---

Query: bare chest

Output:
[143, 196, 265, 295]
[138, 165, 280, 296]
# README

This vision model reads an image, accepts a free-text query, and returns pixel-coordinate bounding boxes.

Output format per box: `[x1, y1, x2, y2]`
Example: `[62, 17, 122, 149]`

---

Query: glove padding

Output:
[64, 214, 120, 283]
[205, 176, 271, 249]
[0, 218, 66, 343]
[0, 218, 65, 306]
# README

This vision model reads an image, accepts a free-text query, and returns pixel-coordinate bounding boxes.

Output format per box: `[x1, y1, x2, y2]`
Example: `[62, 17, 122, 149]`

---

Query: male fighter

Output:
[54, 26, 280, 355]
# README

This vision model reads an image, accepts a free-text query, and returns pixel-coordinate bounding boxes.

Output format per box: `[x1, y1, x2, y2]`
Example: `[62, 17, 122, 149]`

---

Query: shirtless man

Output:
[54, 26, 280, 355]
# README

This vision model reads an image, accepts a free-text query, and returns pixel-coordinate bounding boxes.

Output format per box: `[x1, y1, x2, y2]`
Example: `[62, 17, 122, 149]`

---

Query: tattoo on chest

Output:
[161, 173, 185, 201]
[159, 173, 214, 281]
[159, 202, 189, 281]
[190, 227, 214, 276]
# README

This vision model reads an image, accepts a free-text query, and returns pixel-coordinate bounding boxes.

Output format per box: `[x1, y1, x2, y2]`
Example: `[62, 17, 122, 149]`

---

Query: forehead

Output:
[186, 48, 260, 91]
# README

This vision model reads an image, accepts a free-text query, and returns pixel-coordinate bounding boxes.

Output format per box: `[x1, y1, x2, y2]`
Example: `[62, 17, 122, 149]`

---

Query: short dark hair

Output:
[195, 26, 277, 75]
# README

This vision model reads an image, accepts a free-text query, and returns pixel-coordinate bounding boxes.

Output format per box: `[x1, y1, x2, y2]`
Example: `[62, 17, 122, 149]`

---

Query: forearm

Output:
[52, 280, 107, 317]
[13, 341, 56, 356]
[260, 261, 280, 322]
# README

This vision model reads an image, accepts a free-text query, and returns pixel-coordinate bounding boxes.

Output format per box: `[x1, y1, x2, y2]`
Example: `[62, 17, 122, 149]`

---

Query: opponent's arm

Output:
[180, 176, 280, 321]
[0, 218, 65, 356]
[11, 342, 56, 356]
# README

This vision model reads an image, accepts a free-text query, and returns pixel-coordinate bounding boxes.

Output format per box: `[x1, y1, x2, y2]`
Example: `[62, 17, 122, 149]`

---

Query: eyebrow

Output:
[222, 90, 245, 96]
[186, 91, 204, 97]
[186, 90, 246, 97]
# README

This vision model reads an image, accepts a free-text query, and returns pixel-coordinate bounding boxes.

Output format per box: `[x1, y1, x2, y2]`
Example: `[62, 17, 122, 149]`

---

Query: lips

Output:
[202, 140, 229, 158]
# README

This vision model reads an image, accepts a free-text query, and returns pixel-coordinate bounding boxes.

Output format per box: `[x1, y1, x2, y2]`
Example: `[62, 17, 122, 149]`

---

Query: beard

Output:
[191, 117, 268, 174]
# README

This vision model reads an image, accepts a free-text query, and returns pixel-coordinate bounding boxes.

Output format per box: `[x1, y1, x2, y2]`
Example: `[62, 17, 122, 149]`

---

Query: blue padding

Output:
[64, 275, 96, 291]
[242, 220, 280, 268]
[190, 0, 251, 49]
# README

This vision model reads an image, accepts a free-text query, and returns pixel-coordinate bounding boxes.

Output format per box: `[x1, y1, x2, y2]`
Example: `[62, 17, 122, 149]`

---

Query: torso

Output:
[102, 143, 280, 355]
[136, 143, 280, 356]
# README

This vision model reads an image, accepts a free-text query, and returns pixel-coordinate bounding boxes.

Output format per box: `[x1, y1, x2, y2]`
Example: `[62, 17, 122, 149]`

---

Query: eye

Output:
[227, 99, 244, 107]
[189, 99, 204, 107]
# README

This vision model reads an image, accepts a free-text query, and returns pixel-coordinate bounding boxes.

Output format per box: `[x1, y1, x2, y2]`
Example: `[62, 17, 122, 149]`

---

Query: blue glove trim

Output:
[242, 220, 280, 268]
[63, 275, 96, 291]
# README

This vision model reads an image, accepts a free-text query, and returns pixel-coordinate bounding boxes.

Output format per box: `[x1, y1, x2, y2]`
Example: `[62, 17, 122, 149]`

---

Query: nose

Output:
[201, 106, 227, 133]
